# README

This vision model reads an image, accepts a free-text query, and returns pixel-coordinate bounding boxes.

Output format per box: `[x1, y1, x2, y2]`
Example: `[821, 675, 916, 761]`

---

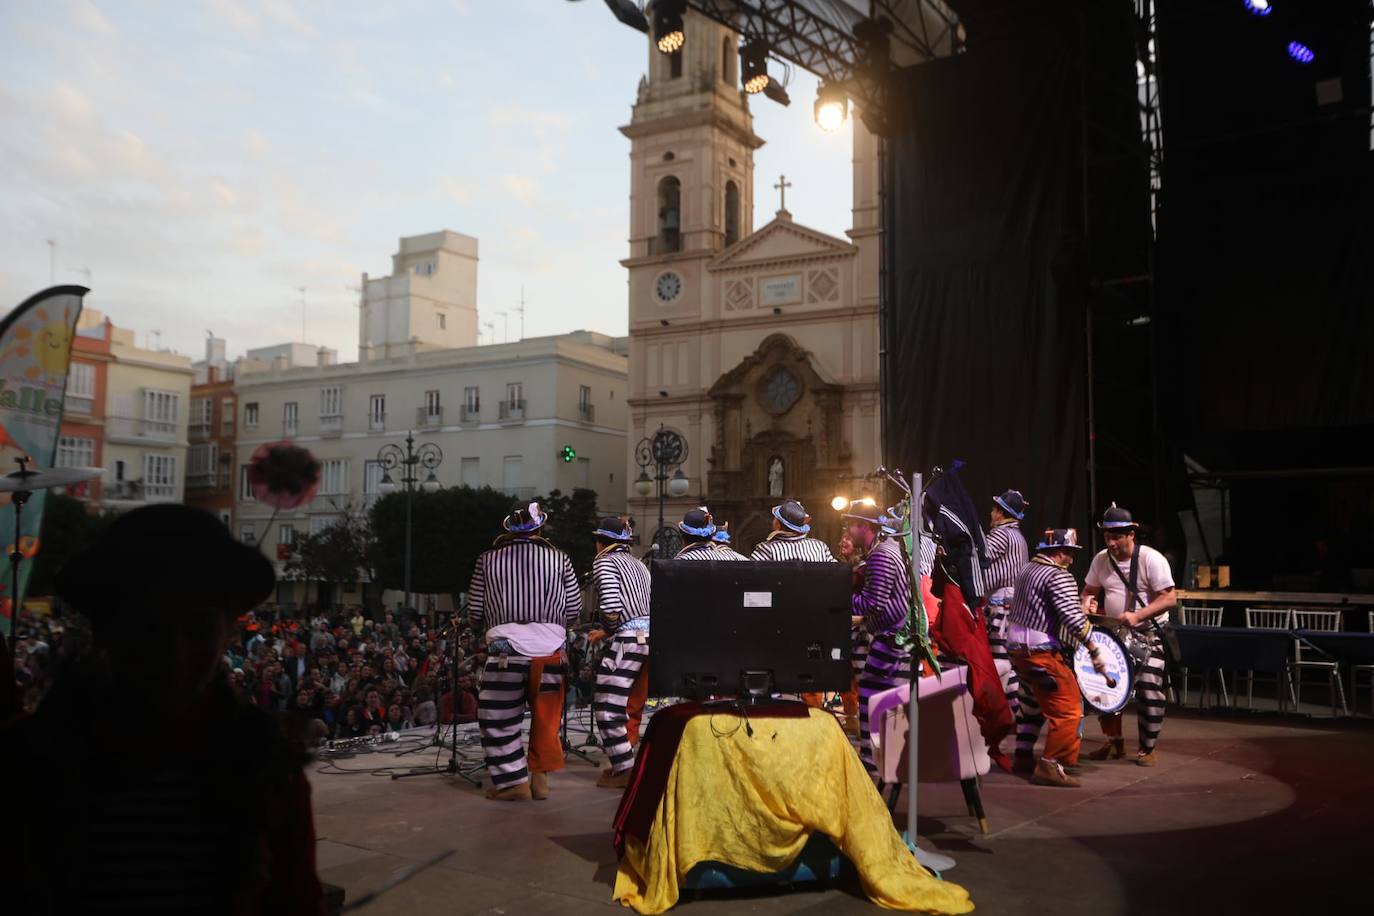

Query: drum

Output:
[1074, 628, 1136, 715]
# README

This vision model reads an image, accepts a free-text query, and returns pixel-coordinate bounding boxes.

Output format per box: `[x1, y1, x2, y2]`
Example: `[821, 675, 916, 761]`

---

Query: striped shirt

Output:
[468, 536, 582, 630]
[1008, 556, 1092, 650]
[750, 532, 837, 563]
[985, 521, 1029, 595]
[852, 537, 912, 636]
[675, 541, 748, 561]
[592, 545, 651, 628]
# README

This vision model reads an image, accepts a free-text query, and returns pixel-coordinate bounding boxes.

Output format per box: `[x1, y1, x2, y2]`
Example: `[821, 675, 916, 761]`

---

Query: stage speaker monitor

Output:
[647, 559, 852, 699]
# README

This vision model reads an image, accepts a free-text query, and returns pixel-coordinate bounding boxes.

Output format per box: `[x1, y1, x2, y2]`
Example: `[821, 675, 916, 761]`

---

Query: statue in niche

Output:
[768, 457, 785, 497]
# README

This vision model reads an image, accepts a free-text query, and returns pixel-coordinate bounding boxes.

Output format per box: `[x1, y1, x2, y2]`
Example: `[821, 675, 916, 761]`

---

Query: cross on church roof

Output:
[774, 174, 792, 213]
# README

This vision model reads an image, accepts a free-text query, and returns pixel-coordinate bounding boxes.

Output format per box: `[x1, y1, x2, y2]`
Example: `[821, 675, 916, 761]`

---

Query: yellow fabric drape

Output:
[613, 708, 974, 914]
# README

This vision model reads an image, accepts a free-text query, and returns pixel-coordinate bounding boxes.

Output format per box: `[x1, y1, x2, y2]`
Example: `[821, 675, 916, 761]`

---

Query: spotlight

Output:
[762, 81, 790, 107]
[861, 497, 877, 506]
[1286, 40, 1314, 64]
[1243, 0, 1272, 15]
[831, 496, 849, 511]
[654, 0, 685, 55]
[814, 82, 848, 132]
[741, 39, 770, 94]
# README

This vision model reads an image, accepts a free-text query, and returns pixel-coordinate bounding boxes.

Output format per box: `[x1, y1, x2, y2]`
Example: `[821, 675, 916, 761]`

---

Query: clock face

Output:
[655, 272, 682, 302]
[764, 369, 800, 413]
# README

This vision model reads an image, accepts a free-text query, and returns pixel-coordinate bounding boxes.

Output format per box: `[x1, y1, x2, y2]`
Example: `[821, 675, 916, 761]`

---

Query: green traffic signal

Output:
[561, 444, 576, 463]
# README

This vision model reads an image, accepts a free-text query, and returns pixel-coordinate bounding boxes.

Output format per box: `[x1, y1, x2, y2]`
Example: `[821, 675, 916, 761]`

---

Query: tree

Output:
[368, 485, 512, 599]
[29, 494, 113, 598]
[533, 488, 601, 579]
[282, 507, 374, 607]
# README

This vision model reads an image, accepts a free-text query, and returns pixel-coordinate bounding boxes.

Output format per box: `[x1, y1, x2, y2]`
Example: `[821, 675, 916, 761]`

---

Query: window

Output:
[424, 390, 441, 415]
[724, 181, 740, 246]
[240, 523, 256, 545]
[722, 36, 735, 85]
[437, 312, 447, 330]
[114, 459, 126, 482]
[143, 453, 177, 500]
[244, 402, 259, 427]
[464, 386, 480, 411]
[283, 401, 298, 435]
[187, 443, 218, 483]
[221, 397, 234, 434]
[506, 382, 523, 407]
[657, 176, 681, 253]
[143, 390, 179, 434]
[460, 457, 480, 488]
[320, 386, 341, 417]
[321, 458, 348, 494]
[669, 48, 682, 79]
[191, 397, 213, 426]
[66, 362, 95, 413]
[413, 261, 434, 276]
[279, 524, 296, 547]
[55, 436, 95, 468]
[577, 385, 593, 421]
[363, 459, 385, 495]
[369, 394, 385, 430]
[240, 465, 254, 502]
[502, 456, 523, 491]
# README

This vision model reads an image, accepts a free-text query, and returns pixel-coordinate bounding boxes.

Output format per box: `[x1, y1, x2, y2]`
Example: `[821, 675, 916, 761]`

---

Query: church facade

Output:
[622, 12, 882, 554]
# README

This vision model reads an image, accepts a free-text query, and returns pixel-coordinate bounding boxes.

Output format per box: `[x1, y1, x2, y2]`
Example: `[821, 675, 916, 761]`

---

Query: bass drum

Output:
[1074, 629, 1136, 715]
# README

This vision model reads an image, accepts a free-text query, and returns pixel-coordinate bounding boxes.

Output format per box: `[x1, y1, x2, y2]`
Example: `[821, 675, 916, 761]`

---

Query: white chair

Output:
[1177, 605, 1229, 707]
[1354, 611, 1374, 717]
[1291, 608, 1350, 717]
[1242, 608, 1296, 711]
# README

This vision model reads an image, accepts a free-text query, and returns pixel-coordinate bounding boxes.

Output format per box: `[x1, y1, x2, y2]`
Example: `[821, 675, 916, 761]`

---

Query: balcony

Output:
[459, 404, 480, 425]
[186, 472, 218, 489]
[577, 403, 595, 423]
[106, 416, 178, 444]
[416, 406, 443, 428]
[189, 421, 213, 441]
[65, 395, 94, 416]
[498, 399, 526, 422]
[320, 414, 343, 437]
[368, 413, 387, 432]
[105, 479, 176, 504]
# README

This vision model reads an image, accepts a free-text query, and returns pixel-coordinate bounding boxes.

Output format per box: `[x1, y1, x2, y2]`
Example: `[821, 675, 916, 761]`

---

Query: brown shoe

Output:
[1012, 752, 1037, 775]
[485, 782, 533, 802]
[1135, 750, 1157, 767]
[531, 771, 550, 800]
[597, 770, 631, 789]
[1031, 758, 1081, 788]
[1086, 738, 1125, 761]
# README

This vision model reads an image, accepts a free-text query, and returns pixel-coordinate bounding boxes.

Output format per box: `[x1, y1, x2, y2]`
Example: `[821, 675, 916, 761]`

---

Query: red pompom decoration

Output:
[247, 441, 322, 510]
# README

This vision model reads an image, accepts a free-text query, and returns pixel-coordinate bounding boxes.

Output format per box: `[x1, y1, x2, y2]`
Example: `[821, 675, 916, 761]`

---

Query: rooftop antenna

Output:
[482, 320, 495, 345]
[498, 311, 510, 343]
[297, 286, 307, 341]
[45, 238, 57, 284]
[517, 286, 526, 341]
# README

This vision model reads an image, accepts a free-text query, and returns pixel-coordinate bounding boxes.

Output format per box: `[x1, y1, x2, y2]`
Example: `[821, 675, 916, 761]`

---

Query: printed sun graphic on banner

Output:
[0, 286, 87, 635]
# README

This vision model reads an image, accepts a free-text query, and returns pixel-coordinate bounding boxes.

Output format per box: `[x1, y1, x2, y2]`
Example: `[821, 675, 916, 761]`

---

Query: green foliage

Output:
[30, 494, 113, 597]
[368, 485, 512, 597]
[533, 487, 600, 579]
[282, 506, 374, 589]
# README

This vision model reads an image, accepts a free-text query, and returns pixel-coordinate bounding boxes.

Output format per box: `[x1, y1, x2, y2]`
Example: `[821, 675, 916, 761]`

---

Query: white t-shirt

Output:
[1085, 543, 1175, 623]
[488, 621, 566, 658]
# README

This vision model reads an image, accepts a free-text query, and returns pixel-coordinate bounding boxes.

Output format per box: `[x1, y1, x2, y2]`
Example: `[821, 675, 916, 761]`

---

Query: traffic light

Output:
[560, 444, 576, 463]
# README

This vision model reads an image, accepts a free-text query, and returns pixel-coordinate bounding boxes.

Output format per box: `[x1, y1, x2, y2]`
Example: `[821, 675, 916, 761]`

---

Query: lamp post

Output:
[377, 431, 443, 616]
[634, 424, 690, 556]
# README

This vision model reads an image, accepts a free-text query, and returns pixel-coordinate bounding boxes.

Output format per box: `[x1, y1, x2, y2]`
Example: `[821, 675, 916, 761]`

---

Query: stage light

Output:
[1244, 0, 1272, 16]
[741, 39, 770, 93]
[814, 82, 848, 132]
[654, 0, 685, 54]
[1287, 40, 1314, 64]
[762, 81, 790, 107]
[860, 497, 877, 507]
[831, 496, 849, 511]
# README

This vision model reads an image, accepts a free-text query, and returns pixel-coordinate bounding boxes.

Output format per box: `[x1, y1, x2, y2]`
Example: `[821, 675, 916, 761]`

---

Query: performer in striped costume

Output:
[590, 517, 653, 789]
[711, 522, 733, 547]
[468, 503, 581, 801]
[750, 499, 837, 562]
[1007, 528, 1108, 788]
[674, 507, 747, 560]
[843, 500, 917, 779]
[984, 489, 1031, 771]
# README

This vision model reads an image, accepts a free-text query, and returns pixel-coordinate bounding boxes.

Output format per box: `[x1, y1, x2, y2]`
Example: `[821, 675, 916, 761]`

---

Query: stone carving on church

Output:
[725, 278, 754, 311]
[768, 456, 784, 497]
[806, 268, 840, 303]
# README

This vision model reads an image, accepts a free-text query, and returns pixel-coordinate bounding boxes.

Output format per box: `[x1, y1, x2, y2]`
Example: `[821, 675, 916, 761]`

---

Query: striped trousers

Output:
[984, 594, 1022, 724]
[857, 633, 911, 778]
[1099, 635, 1168, 752]
[477, 651, 567, 788]
[593, 631, 650, 775]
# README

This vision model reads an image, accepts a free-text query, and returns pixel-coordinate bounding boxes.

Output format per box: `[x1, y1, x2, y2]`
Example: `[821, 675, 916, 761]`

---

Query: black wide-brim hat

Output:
[56, 504, 276, 617]
[1098, 502, 1139, 530]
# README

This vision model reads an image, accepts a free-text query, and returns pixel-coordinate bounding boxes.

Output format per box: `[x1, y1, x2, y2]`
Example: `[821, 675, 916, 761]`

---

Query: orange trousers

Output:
[1010, 649, 1082, 766]
[625, 664, 650, 746]
[525, 654, 566, 775]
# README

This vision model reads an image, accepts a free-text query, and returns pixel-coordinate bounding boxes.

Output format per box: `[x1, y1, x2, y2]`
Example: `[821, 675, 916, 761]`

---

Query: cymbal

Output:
[0, 466, 104, 493]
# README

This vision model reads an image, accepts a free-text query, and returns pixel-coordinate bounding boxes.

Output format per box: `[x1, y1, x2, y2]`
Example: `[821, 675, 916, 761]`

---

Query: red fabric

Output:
[612, 701, 812, 858]
[929, 575, 1013, 751]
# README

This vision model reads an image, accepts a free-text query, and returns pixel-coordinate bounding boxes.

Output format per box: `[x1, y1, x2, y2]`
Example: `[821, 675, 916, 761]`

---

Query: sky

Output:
[0, 0, 854, 362]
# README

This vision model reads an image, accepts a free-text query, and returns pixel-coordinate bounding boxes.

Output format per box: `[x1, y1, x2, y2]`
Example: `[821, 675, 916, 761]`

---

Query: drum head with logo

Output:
[1075, 629, 1134, 715]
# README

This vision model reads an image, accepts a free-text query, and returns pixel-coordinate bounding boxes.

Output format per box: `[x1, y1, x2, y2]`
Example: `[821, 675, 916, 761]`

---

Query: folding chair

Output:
[1291, 609, 1350, 717]
[1242, 608, 1295, 711]
[1177, 605, 1229, 707]
[1355, 611, 1374, 717]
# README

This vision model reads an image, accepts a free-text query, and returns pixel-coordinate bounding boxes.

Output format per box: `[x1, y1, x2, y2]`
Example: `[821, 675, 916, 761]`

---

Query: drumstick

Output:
[1102, 672, 1117, 689]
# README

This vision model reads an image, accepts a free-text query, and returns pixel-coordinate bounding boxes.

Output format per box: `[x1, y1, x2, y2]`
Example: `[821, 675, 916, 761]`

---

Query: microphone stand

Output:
[392, 621, 482, 786]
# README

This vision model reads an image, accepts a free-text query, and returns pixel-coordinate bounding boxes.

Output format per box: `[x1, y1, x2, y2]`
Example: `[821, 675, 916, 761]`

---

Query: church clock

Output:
[655, 271, 683, 303]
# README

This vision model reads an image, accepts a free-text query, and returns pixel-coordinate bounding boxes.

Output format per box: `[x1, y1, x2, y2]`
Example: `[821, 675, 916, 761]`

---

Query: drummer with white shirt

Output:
[1080, 503, 1176, 767]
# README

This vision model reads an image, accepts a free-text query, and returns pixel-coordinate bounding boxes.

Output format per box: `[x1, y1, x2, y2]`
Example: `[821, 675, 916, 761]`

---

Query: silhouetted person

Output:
[0, 505, 326, 915]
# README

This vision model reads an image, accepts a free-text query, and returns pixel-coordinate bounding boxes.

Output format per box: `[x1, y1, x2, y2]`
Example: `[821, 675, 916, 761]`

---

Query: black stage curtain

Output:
[884, 1, 1147, 539]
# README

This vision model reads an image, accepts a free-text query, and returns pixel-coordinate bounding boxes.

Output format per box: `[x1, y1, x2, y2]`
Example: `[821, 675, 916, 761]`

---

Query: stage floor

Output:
[310, 707, 1371, 914]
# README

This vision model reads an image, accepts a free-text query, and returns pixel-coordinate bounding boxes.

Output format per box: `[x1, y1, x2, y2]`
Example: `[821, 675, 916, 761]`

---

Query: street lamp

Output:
[377, 431, 443, 616]
[634, 424, 689, 556]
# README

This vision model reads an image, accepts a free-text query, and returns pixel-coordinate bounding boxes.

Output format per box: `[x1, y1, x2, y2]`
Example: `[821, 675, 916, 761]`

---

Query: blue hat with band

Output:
[1098, 502, 1139, 530]
[593, 516, 633, 542]
[771, 499, 811, 535]
[677, 507, 716, 538]
[1036, 527, 1084, 551]
[503, 502, 546, 533]
[712, 522, 731, 544]
[994, 489, 1028, 521]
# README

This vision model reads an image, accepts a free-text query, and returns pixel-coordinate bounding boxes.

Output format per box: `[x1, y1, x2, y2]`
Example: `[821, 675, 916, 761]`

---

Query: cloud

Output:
[72, 0, 115, 34]
[262, 0, 316, 38]
[244, 129, 270, 156]
[437, 176, 472, 204]
[211, 180, 239, 207]
[209, 0, 259, 34]
[53, 82, 94, 122]
[490, 107, 573, 138]
[501, 174, 539, 205]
